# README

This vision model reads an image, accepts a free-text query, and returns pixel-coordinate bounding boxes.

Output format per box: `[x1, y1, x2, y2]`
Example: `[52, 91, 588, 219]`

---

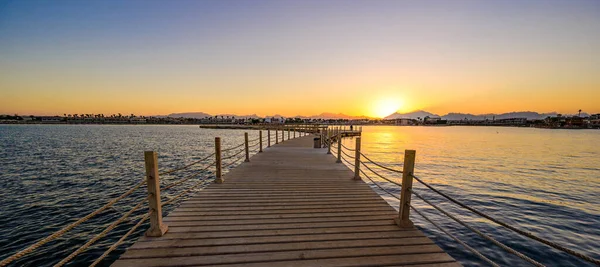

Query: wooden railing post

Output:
[259, 130, 263, 153]
[353, 137, 361, 180]
[287, 128, 290, 140]
[396, 150, 416, 228]
[144, 151, 168, 237]
[327, 128, 332, 154]
[336, 133, 342, 163]
[294, 128, 296, 138]
[215, 137, 223, 183]
[275, 129, 279, 144]
[267, 129, 271, 147]
[244, 132, 250, 162]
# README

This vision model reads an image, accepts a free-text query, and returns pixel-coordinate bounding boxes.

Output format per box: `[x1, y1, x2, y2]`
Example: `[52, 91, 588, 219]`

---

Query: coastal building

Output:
[40, 116, 64, 123]
[392, 118, 414, 126]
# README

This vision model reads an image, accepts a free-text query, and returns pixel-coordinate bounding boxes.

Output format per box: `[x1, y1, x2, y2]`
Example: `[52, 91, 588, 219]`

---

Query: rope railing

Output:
[221, 142, 245, 152]
[163, 176, 214, 206]
[356, 167, 499, 267]
[339, 154, 355, 168]
[158, 153, 215, 176]
[221, 148, 244, 160]
[341, 143, 355, 151]
[359, 161, 403, 187]
[89, 212, 150, 267]
[411, 174, 600, 266]
[340, 149, 354, 160]
[359, 151, 403, 173]
[162, 162, 215, 190]
[54, 200, 147, 267]
[223, 155, 244, 169]
[409, 188, 545, 267]
[0, 180, 146, 267]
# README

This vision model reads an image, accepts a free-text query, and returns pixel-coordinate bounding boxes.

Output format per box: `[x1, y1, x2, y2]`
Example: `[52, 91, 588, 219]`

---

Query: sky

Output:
[1, 0, 599, 118]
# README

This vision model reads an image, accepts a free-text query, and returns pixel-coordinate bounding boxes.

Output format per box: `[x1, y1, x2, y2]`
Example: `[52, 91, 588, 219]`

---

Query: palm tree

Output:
[578, 109, 582, 117]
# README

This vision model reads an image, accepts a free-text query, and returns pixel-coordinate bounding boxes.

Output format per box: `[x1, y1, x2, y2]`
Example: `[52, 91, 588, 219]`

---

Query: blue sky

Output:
[1, 0, 599, 116]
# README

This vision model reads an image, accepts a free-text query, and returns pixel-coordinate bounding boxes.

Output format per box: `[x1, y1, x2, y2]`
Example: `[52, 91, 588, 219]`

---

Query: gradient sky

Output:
[1, 0, 599, 117]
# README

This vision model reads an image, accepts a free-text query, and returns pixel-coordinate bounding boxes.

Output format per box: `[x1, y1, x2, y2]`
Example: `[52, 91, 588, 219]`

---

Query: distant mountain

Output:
[383, 110, 590, 120]
[441, 111, 588, 120]
[385, 110, 439, 120]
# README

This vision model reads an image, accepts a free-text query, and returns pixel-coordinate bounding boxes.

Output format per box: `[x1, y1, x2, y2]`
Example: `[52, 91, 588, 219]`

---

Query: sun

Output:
[372, 98, 403, 118]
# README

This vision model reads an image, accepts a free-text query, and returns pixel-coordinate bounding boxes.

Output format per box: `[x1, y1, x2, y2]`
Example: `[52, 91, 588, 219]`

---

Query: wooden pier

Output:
[112, 135, 459, 267]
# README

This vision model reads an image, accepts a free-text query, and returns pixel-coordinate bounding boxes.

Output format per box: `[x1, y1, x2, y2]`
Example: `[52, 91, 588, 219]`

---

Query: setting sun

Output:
[372, 98, 403, 118]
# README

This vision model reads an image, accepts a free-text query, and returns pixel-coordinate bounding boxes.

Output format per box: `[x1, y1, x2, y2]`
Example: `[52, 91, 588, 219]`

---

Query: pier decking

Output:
[113, 136, 459, 267]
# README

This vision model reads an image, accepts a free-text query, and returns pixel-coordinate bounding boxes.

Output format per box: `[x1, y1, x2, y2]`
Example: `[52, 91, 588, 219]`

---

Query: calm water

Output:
[1, 125, 599, 266]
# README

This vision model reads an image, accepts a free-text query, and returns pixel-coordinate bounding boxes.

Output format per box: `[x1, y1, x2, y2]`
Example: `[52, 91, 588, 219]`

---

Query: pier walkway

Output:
[112, 136, 459, 267]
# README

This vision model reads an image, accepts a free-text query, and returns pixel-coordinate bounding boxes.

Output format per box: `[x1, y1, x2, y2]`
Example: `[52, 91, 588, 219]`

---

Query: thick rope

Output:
[223, 156, 244, 169]
[53, 200, 145, 267]
[411, 174, 600, 265]
[410, 204, 500, 267]
[410, 188, 545, 267]
[341, 143, 355, 152]
[341, 149, 355, 160]
[249, 140, 262, 148]
[340, 154, 355, 168]
[158, 153, 215, 176]
[221, 142, 245, 152]
[221, 148, 244, 160]
[0, 180, 146, 267]
[89, 213, 150, 267]
[360, 161, 403, 187]
[359, 151, 403, 173]
[358, 169, 499, 267]
[163, 177, 214, 206]
[162, 162, 214, 190]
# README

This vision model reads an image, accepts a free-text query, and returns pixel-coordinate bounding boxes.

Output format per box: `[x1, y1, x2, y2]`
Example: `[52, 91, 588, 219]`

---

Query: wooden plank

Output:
[132, 231, 428, 249]
[166, 219, 396, 233]
[164, 215, 394, 226]
[113, 247, 451, 267]
[163, 210, 397, 221]
[137, 225, 412, 240]
[173, 203, 387, 212]
[167, 206, 395, 216]
[122, 241, 441, 259]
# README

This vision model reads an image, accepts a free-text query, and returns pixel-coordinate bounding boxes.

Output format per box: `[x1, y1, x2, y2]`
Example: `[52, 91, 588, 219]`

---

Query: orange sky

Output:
[1, 1, 599, 118]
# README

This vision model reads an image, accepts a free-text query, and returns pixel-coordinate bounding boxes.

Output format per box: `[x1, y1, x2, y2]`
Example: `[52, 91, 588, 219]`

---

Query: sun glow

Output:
[372, 98, 403, 118]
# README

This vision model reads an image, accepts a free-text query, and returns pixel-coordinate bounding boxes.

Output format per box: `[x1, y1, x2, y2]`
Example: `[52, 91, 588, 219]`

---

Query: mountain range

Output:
[165, 110, 588, 120]
[384, 110, 590, 120]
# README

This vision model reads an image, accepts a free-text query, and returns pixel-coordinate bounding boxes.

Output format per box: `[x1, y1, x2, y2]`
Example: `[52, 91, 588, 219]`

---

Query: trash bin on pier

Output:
[313, 137, 321, 148]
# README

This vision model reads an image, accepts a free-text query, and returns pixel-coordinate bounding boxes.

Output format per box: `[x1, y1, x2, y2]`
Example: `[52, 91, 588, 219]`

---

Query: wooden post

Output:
[267, 129, 271, 147]
[287, 128, 290, 140]
[244, 132, 250, 162]
[396, 150, 416, 228]
[144, 151, 168, 237]
[275, 129, 279, 144]
[353, 137, 361, 180]
[215, 137, 223, 183]
[336, 133, 342, 163]
[326, 128, 332, 154]
[294, 128, 296, 138]
[259, 130, 263, 153]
